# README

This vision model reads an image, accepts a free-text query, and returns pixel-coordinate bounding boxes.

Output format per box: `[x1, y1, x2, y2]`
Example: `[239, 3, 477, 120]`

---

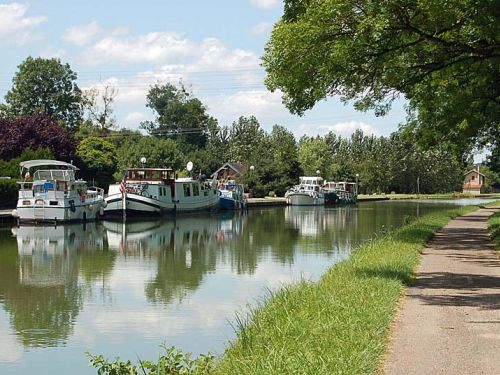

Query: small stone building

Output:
[463, 165, 485, 194]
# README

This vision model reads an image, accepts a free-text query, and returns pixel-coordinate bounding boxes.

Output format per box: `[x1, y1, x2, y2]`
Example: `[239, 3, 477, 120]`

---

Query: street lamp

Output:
[355, 173, 359, 196]
[140, 157, 147, 166]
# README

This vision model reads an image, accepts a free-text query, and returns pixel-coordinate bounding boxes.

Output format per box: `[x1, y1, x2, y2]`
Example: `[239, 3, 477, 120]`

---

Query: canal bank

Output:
[215, 205, 491, 374]
[383, 206, 500, 375]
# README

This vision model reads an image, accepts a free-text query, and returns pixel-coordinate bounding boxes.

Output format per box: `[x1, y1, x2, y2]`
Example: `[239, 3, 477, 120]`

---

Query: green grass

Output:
[216, 206, 477, 375]
[489, 211, 500, 248]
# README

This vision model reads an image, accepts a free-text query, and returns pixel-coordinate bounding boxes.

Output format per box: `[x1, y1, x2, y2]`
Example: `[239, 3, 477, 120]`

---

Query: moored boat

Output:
[12, 159, 106, 223]
[104, 165, 219, 217]
[323, 181, 357, 205]
[217, 180, 247, 210]
[285, 176, 325, 206]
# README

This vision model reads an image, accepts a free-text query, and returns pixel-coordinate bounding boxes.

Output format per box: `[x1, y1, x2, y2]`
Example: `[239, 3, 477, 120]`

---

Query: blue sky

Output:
[0, 1, 415, 140]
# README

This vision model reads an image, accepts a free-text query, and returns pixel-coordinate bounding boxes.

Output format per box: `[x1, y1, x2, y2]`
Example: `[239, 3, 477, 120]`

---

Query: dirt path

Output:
[383, 207, 500, 375]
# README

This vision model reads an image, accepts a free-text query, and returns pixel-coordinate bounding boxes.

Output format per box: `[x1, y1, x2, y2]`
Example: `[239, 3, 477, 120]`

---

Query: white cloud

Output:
[250, 0, 279, 10]
[63, 20, 101, 46]
[124, 111, 148, 127]
[82, 31, 198, 65]
[0, 3, 47, 45]
[39, 46, 66, 59]
[205, 90, 284, 125]
[252, 21, 273, 35]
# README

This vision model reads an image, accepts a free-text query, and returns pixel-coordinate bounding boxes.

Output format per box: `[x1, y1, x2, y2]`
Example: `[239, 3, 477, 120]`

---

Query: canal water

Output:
[0, 199, 493, 374]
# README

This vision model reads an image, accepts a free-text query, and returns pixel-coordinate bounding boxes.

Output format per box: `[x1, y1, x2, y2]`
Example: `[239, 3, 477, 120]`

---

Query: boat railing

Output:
[87, 186, 105, 199]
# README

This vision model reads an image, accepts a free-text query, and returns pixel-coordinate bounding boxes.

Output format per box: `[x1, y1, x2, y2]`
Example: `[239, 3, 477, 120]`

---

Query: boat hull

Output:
[104, 192, 219, 217]
[219, 196, 247, 210]
[14, 201, 103, 223]
[286, 192, 325, 206]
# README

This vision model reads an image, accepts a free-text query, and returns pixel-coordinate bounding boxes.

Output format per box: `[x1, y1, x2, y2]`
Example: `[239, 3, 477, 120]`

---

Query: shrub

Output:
[0, 179, 18, 209]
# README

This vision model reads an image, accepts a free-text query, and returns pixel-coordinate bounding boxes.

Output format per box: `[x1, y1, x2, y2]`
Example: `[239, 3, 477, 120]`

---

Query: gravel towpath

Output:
[383, 207, 500, 375]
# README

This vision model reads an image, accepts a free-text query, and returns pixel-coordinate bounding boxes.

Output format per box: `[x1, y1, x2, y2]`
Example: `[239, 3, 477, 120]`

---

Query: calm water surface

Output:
[0, 199, 493, 374]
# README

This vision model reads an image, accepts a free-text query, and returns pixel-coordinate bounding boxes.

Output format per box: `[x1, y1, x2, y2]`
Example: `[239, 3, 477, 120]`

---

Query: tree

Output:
[263, 1, 500, 152]
[228, 116, 269, 165]
[141, 83, 215, 152]
[75, 137, 118, 187]
[4, 57, 83, 130]
[82, 84, 118, 134]
[114, 136, 183, 180]
[298, 136, 333, 179]
[269, 124, 302, 195]
[0, 114, 76, 161]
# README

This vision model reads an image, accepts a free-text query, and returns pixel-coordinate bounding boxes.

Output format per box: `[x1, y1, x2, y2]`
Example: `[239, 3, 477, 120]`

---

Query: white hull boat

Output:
[286, 191, 325, 206]
[285, 176, 325, 206]
[104, 167, 219, 217]
[13, 160, 106, 223]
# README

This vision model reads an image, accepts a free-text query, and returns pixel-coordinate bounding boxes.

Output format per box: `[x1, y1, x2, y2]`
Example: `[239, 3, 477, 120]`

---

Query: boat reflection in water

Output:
[103, 214, 247, 304]
[6, 223, 109, 348]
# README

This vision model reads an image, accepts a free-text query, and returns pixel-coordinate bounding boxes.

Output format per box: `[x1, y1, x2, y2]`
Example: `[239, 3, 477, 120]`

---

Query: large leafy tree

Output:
[141, 83, 216, 152]
[114, 136, 183, 180]
[263, 0, 500, 152]
[269, 124, 302, 195]
[75, 137, 118, 187]
[0, 114, 76, 161]
[4, 57, 83, 131]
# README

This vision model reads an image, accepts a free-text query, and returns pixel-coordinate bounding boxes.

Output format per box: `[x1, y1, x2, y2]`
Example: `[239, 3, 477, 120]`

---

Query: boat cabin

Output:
[299, 176, 324, 186]
[324, 181, 357, 194]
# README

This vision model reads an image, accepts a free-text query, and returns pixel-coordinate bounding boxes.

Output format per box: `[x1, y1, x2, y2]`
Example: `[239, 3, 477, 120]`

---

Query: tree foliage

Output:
[82, 84, 118, 134]
[0, 114, 76, 161]
[263, 0, 500, 152]
[141, 83, 216, 152]
[114, 136, 183, 180]
[76, 137, 118, 186]
[4, 57, 83, 130]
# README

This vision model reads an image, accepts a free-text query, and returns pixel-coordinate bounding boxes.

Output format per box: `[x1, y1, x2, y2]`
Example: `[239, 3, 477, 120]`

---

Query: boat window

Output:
[183, 184, 191, 197]
[193, 183, 199, 196]
[159, 187, 163, 196]
[33, 184, 45, 194]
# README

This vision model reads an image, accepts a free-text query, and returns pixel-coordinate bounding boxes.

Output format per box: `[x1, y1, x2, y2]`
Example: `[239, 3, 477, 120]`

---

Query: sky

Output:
[0, 0, 413, 141]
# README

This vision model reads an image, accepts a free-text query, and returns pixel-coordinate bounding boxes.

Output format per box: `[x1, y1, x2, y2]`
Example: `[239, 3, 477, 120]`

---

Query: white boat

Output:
[285, 176, 325, 206]
[12, 160, 106, 223]
[104, 166, 219, 217]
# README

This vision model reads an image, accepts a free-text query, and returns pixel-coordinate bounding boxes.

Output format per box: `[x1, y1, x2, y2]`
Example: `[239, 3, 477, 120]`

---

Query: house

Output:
[463, 165, 485, 194]
[211, 162, 247, 181]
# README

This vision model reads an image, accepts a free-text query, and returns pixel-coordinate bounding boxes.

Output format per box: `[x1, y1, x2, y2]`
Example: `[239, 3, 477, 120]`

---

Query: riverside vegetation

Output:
[88, 205, 477, 374]
[489, 211, 500, 248]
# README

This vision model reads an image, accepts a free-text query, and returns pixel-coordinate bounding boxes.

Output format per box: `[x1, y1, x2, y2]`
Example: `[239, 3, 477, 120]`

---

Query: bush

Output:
[0, 179, 18, 209]
[87, 344, 215, 375]
[0, 147, 54, 178]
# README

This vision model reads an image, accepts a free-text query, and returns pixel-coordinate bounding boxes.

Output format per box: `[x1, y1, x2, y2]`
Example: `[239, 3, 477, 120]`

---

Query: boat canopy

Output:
[19, 159, 78, 170]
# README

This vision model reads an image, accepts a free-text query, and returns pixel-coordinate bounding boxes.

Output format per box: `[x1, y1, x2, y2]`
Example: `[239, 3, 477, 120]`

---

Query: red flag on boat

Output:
[119, 178, 126, 195]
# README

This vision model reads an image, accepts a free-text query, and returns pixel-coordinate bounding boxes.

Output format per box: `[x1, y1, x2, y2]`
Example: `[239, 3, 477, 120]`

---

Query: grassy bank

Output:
[359, 192, 500, 200]
[216, 206, 477, 374]
[489, 211, 500, 248]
